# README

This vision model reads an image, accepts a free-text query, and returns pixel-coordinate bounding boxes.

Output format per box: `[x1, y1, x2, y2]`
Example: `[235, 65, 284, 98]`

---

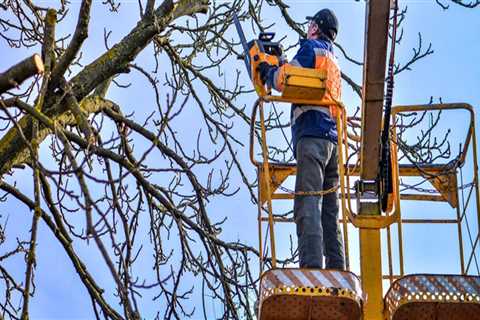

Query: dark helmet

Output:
[306, 9, 338, 41]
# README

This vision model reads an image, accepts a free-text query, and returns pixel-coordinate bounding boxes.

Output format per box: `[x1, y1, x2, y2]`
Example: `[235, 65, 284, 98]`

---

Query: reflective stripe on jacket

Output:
[265, 37, 341, 157]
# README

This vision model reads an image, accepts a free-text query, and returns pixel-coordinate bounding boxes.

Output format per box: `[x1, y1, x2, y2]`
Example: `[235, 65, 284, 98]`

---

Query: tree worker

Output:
[257, 8, 345, 270]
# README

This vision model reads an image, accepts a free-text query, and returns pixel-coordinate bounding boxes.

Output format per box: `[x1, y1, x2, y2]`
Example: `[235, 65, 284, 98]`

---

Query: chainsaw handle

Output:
[249, 41, 280, 96]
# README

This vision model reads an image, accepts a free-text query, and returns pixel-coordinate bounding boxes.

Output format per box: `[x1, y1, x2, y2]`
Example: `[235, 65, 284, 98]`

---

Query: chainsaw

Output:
[233, 13, 285, 96]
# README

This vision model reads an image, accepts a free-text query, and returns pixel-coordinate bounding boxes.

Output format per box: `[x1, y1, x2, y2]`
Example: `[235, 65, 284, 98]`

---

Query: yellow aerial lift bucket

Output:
[258, 268, 363, 320]
[251, 91, 480, 320]
[250, 67, 365, 320]
[385, 274, 480, 320]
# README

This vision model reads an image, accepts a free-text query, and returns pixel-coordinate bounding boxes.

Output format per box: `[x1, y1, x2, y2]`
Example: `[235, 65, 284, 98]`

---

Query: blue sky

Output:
[1, 1, 480, 319]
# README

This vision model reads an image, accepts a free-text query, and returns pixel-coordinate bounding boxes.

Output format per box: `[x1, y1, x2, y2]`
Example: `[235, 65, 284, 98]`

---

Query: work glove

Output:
[257, 62, 272, 85]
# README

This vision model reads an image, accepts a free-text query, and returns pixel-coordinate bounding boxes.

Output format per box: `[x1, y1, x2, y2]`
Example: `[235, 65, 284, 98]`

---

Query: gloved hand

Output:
[257, 62, 272, 85]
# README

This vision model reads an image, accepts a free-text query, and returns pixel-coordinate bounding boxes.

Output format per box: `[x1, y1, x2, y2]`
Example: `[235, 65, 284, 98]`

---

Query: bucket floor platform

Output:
[385, 274, 480, 320]
[258, 268, 364, 320]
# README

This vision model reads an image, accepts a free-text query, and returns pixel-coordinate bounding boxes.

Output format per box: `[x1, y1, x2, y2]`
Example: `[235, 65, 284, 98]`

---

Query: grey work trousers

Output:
[294, 137, 345, 269]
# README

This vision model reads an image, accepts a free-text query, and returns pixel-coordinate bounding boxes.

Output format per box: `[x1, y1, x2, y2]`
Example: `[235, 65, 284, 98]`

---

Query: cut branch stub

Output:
[0, 54, 44, 95]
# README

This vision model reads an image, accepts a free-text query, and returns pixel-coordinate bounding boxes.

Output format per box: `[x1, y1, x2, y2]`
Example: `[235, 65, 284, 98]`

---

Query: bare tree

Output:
[0, 1, 261, 319]
[0, 0, 476, 319]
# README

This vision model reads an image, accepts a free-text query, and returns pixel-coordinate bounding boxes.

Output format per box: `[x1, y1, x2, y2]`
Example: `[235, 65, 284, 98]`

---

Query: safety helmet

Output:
[306, 9, 338, 41]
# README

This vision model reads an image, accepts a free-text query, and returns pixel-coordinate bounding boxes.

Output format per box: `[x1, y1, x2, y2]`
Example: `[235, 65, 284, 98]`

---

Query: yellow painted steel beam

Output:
[272, 192, 449, 202]
[260, 217, 459, 224]
[258, 166, 296, 205]
[360, 228, 383, 320]
[258, 102, 277, 268]
[400, 194, 447, 202]
[271, 193, 294, 200]
[456, 176, 466, 274]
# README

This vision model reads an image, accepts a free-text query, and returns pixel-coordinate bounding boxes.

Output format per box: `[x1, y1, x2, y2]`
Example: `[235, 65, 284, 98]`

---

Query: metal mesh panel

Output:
[385, 274, 480, 320]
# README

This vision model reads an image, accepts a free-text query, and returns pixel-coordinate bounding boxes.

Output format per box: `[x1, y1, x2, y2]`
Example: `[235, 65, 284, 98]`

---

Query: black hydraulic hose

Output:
[380, 0, 399, 211]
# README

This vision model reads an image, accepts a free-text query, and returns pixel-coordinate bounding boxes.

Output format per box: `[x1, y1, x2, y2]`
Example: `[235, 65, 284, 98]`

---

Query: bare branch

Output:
[50, 0, 93, 86]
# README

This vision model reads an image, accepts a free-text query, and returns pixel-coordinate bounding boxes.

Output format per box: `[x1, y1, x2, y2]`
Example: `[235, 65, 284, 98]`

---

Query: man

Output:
[258, 9, 345, 270]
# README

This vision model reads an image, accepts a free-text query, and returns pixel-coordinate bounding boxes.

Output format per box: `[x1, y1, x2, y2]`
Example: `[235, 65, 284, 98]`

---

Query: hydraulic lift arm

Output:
[359, 2, 392, 320]
[359, 1, 391, 195]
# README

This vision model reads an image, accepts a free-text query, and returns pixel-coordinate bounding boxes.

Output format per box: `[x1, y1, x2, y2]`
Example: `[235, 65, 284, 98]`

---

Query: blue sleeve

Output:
[291, 41, 315, 68]
[266, 66, 278, 88]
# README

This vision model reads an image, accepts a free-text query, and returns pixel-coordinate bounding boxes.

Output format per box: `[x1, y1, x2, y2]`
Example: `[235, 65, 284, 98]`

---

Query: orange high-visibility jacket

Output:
[265, 38, 341, 156]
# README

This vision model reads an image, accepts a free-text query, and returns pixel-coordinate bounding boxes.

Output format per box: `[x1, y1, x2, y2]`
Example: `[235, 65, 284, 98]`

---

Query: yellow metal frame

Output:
[387, 103, 480, 279]
[251, 97, 400, 228]
[250, 93, 388, 319]
[251, 98, 480, 319]
[250, 93, 395, 319]
[250, 96, 346, 271]
[336, 108, 401, 229]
